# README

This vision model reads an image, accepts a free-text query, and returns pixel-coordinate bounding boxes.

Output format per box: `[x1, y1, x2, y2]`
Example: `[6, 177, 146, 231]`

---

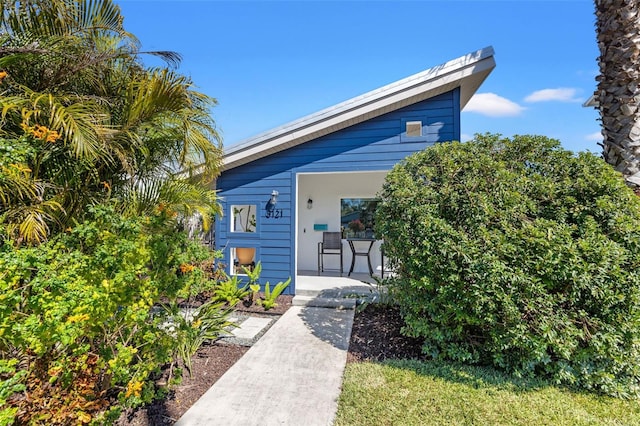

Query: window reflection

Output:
[340, 198, 379, 238]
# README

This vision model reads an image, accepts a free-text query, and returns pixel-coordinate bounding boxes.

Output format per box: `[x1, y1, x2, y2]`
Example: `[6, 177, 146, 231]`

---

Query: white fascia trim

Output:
[583, 94, 598, 108]
[223, 46, 496, 171]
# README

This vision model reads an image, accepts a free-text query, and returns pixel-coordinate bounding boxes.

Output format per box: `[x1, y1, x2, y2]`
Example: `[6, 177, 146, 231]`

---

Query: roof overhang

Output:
[222, 46, 496, 172]
[583, 94, 598, 107]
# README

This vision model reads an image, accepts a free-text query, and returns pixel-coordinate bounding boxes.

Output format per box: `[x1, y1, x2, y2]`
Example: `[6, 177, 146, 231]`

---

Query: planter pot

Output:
[236, 247, 256, 265]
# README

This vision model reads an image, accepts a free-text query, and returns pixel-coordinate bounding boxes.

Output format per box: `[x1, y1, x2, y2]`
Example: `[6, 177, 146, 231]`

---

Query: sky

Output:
[116, 0, 601, 154]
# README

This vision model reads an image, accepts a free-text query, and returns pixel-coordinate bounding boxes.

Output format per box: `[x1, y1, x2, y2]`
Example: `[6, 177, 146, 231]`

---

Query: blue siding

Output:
[216, 88, 460, 294]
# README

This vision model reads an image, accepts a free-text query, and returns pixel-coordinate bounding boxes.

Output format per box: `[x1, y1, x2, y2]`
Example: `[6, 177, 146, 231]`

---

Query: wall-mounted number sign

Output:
[265, 209, 284, 219]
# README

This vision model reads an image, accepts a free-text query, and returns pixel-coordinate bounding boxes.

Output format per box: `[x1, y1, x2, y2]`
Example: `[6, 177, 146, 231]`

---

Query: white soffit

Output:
[223, 46, 496, 171]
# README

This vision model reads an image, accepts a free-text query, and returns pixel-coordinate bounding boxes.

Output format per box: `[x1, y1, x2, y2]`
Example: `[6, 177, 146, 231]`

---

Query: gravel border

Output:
[217, 312, 281, 346]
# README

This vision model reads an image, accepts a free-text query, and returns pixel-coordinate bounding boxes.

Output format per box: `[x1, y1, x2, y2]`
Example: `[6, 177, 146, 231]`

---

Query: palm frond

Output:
[159, 179, 221, 231]
[28, 91, 111, 160]
[122, 68, 189, 126]
[3, 198, 63, 245]
[0, 90, 112, 161]
[139, 50, 182, 68]
[177, 107, 223, 183]
[1, 0, 133, 40]
[115, 176, 220, 231]
[71, 0, 130, 37]
[118, 177, 163, 216]
[0, 165, 37, 206]
[1, 180, 64, 246]
[0, 0, 225, 244]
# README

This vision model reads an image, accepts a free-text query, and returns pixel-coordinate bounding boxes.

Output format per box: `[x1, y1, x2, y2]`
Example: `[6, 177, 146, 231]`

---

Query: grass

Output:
[335, 359, 640, 426]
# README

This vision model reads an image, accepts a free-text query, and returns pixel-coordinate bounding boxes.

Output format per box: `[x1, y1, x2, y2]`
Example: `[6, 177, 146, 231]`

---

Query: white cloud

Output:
[585, 131, 603, 141]
[525, 88, 581, 103]
[460, 133, 473, 142]
[463, 93, 525, 117]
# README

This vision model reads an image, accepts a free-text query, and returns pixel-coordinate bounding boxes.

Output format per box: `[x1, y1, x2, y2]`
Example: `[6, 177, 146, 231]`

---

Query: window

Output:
[231, 204, 256, 232]
[341, 198, 379, 238]
[231, 246, 256, 275]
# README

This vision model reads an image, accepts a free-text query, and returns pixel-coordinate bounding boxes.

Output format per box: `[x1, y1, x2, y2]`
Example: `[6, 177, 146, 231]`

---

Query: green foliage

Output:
[0, 204, 219, 421]
[242, 262, 262, 306]
[213, 274, 249, 306]
[164, 300, 233, 376]
[0, 0, 223, 245]
[0, 359, 26, 426]
[355, 275, 395, 313]
[242, 261, 262, 285]
[214, 261, 291, 310]
[258, 278, 291, 310]
[376, 134, 640, 397]
[0, 1, 225, 422]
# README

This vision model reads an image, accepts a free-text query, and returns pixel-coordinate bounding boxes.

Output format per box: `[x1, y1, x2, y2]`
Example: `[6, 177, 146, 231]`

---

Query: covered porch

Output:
[295, 170, 388, 281]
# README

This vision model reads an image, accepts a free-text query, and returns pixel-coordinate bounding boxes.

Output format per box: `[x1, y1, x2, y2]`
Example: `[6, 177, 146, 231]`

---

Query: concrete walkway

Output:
[175, 305, 355, 426]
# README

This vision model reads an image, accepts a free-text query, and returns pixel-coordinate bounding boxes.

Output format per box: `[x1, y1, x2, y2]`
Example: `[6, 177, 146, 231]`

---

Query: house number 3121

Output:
[265, 209, 283, 219]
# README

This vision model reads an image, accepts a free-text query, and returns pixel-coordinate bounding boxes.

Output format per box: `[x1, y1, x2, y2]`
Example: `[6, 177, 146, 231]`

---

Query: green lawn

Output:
[335, 360, 640, 426]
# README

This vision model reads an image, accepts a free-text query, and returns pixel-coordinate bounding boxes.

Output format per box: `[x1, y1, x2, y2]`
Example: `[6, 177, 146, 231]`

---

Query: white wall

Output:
[296, 171, 387, 274]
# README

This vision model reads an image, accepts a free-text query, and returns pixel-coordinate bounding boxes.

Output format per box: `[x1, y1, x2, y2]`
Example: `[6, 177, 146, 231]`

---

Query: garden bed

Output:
[114, 300, 426, 425]
[114, 294, 293, 425]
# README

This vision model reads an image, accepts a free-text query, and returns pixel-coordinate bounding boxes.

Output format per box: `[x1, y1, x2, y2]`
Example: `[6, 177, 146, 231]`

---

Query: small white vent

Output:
[406, 121, 422, 137]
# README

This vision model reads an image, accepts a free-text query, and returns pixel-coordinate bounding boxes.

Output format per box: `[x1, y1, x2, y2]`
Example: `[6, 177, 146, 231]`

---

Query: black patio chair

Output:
[317, 231, 343, 275]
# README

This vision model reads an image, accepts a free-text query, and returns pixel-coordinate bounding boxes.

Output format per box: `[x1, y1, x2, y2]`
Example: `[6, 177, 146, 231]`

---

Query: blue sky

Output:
[116, 0, 600, 154]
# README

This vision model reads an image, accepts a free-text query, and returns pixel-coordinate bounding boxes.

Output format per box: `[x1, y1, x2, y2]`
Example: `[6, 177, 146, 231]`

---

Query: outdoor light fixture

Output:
[265, 190, 279, 213]
[307, 198, 313, 209]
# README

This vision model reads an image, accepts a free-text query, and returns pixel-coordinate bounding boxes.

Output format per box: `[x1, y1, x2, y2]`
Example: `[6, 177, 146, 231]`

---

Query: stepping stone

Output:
[231, 317, 272, 340]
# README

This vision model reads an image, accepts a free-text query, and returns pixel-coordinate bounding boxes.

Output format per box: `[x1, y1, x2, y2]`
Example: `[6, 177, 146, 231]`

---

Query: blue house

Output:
[214, 47, 496, 294]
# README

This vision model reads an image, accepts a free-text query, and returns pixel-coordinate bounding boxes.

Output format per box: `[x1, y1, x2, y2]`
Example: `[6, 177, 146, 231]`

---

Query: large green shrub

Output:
[377, 134, 640, 397]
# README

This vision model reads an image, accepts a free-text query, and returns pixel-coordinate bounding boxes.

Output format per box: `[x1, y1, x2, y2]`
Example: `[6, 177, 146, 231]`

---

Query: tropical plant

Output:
[355, 275, 395, 313]
[242, 261, 262, 306]
[0, 1, 224, 422]
[377, 134, 640, 397]
[164, 300, 233, 376]
[258, 278, 291, 310]
[213, 273, 250, 307]
[0, 0, 222, 244]
[594, 0, 640, 187]
[242, 260, 262, 284]
[0, 204, 220, 423]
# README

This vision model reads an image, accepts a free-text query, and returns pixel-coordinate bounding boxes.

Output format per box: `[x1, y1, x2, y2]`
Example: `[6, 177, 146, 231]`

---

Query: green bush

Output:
[0, 204, 221, 423]
[376, 134, 640, 397]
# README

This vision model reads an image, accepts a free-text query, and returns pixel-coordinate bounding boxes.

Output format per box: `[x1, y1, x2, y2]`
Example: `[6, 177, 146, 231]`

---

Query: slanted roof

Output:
[223, 46, 496, 171]
[583, 94, 598, 107]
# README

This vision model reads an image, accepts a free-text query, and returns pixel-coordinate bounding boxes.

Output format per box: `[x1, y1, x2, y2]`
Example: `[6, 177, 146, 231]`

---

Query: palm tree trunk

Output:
[595, 0, 640, 186]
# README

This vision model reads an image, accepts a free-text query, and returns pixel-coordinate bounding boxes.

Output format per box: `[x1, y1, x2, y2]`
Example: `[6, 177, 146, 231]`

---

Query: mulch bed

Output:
[116, 299, 421, 425]
[232, 294, 292, 316]
[115, 344, 249, 426]
[347, 303, 425, 363]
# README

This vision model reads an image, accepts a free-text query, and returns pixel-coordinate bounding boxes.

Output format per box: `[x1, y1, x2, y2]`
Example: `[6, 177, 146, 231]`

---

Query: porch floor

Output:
[294, 270, 381, 308]
[296, 270, 379, 289]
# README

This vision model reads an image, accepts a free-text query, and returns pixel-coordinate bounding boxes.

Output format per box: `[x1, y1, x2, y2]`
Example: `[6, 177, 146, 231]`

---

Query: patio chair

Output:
[317, 231, 343, 275]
